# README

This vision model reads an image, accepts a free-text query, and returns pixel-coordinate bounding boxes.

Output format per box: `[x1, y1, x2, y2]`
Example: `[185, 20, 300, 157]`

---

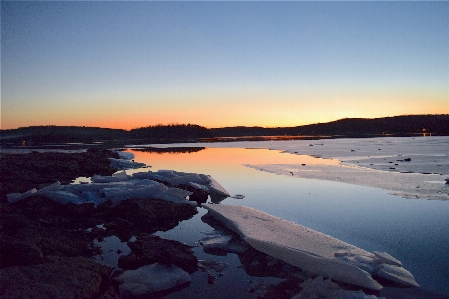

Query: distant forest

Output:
[1, 115, 448, 145]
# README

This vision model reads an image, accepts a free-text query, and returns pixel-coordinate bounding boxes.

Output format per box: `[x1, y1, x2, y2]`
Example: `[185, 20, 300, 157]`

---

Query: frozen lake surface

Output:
[126, 136, 449, 297]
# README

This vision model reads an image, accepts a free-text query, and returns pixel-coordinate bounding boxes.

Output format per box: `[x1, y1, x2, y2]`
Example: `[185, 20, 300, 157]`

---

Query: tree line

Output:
[1, 115, 448, 144]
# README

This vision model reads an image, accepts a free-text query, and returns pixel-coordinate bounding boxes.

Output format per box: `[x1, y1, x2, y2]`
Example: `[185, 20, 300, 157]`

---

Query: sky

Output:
[1, 1, 448, 130]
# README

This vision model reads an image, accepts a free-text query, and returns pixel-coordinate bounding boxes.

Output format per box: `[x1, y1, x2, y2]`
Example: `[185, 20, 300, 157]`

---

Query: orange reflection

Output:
[125, 147, 339, 174]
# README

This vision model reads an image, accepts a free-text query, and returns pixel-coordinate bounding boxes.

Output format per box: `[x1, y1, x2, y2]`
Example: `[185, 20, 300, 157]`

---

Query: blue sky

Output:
[2, 1, 448, 129]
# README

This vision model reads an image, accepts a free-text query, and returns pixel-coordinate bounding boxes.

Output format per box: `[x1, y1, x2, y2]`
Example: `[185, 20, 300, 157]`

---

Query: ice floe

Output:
[108, 157, 146, 170]
[115, 263, 191, 298]
[203, 204, 419, 290]
[292, 276, 384, 299]
[6, 149, 231, 206]
[7, 168, 230, 207]
[199, 232, 248, 255]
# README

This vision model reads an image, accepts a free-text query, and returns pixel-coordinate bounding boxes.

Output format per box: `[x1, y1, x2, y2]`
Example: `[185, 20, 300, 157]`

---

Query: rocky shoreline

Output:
[1, 148, 446, 299]
[0, 149, 199, 299]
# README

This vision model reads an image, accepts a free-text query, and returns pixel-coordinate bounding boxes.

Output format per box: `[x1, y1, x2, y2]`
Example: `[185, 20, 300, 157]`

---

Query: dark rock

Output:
[0, 256, 117, 299]
[118, 234, 198, 274]
[178, 183, 209, 203]
[0, 225, 99, 268]
[0, 149, 119, 201]
[98, 198, 197, 240]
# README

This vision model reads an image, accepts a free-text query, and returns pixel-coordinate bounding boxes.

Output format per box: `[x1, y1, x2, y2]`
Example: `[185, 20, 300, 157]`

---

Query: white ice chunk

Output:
[189, 182, 209, 192]
[91, 174, 122, 183]
[199, 174, 230, 197]
[374, 264, 419, 287]
[199, 235, 247, 254]
[6, 188, 37, 203]
[155, 188, 194, 205]
[37, 182, 62, 193]
[109, 158, 146, 170]
[156, 170, 178, 178]
[112, 170, 130, 181]
[203, 204, 383, 290]
[104, 184, 169, 205]
[6, 193, 22, 203]
[131, 170, 171, 183]
[42, 190, 82, 205]
[373, 251, 402, 267]
[115, 263, 190, 298]
[116, 151, 135, 160]
[292, 276, 384, 299]
[168, 173, 208, 187]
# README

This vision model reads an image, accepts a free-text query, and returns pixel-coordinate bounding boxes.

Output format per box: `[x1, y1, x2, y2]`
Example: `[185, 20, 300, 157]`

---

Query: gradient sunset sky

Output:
[2, 1, 448, 130]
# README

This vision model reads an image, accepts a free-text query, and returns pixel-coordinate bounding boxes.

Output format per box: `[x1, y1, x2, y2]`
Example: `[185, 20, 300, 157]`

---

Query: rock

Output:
[0, 256, 115, 299]
[0, 149, 119, 201]
[118, 234, 197, 274]
[115, 263, 190, 298]
[100, 198, 197, 240]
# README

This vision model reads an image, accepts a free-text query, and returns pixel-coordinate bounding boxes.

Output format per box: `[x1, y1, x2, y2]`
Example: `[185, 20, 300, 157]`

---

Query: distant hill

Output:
[0, 126, 128, 144]
[1, 115, 448, 145]
[210, 115, 449, 138]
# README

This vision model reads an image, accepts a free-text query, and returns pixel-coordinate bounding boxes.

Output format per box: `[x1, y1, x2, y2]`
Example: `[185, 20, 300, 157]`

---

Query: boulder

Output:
[0, 256, 114, 299]
[115, 263, 190, 298]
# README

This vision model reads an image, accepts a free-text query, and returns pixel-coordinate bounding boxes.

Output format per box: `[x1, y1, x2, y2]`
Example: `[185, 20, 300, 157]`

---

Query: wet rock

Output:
[0, 225, 99, 268]
[0, 149, 119, 201]
[118, 234, 197, 274]
[179, 183, 209, 203]
[0, 256, 116, 299]
[98, 198, 197, 240]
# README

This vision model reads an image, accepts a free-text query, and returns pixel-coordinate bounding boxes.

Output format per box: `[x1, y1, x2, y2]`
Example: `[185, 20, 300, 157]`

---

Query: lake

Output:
[121, 144, 449, 298]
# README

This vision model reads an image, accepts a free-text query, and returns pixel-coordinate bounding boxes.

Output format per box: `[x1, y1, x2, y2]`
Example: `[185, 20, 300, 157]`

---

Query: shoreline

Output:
[1, 139, 448, 298]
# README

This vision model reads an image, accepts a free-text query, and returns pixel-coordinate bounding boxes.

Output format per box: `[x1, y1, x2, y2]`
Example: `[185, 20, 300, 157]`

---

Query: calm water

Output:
[126, 147, 449, 296]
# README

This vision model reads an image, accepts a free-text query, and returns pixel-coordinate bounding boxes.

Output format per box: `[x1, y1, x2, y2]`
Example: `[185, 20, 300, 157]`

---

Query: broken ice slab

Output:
[199, 233, 248, 255]
[168, 173, 208, 187]
[198, 174, 230, 197]
[115, 151, 135, 160]
[155, 188, 195, 205]
[108, 158, 146, 170]
[131, 170, 173, 183]
[115, 263, 191, 298]
[203, 204, 419, 290]
[6, 167, 230, 208]
[6, 188, 37, 203]
[41, 190, 82, 205]
[292, 276, 384, 299]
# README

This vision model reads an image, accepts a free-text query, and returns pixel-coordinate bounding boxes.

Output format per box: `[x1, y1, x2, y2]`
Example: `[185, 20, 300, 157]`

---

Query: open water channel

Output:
[118, 145, 449, 298]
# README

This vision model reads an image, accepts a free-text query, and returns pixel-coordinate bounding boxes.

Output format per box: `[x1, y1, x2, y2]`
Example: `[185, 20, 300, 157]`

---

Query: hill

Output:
[1, 115, 448, 145]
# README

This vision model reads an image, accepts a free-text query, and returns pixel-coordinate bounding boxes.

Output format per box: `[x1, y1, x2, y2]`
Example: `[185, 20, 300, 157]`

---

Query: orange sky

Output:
[2, 2, 448, 130]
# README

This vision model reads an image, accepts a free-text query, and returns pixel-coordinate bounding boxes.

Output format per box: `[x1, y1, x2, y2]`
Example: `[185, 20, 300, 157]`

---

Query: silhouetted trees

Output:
[1, 115, 448, 145]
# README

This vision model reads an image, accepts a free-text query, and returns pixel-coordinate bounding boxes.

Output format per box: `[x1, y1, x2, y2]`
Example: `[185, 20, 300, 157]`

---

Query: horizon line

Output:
[2, 114, 448, 132]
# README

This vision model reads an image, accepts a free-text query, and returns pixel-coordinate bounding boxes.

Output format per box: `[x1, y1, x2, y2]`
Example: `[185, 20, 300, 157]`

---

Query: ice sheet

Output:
[7, 168, 228, 207]
[149, 137, 448, 200]
[203, 204, 419, 290]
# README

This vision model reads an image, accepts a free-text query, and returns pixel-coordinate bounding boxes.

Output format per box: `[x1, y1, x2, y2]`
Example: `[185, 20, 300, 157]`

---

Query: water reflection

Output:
[130, 147, 449, 296]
